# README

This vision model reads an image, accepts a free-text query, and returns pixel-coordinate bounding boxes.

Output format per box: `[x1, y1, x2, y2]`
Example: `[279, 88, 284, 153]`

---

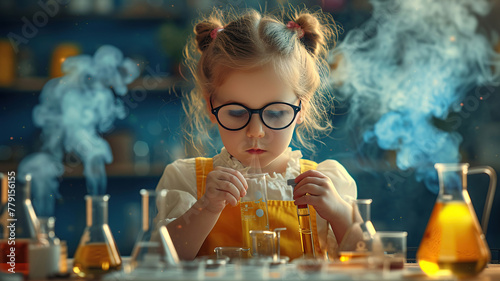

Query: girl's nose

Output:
[246, 115, 265, 138]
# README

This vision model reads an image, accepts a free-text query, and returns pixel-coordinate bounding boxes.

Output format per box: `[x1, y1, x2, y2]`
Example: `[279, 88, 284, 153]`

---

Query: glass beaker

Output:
[129, 189, 179, 271]
[72, 194, 122, 278]
[29, 217, 65, 279]
[0, 174, 39, 276]
[417, 163, 496, 278]
[241, 174, 269, 250]
[338, 199, 378, 263]
[249, 228, 287, 262]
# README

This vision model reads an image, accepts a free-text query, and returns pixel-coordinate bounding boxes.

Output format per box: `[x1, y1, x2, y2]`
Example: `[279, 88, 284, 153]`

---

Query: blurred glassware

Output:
[337, 199, 379, 265]
[29, 217, 65, 279]
[49, 43, 80, 78]
[72, 194, 122, 278]
[417, 163, 496, 278]
[0, 174, 38, 277]
[0, 40, 16, 87]
[129, 189, 179, 271]
[214, 246, 250, 262]
[374, 231, 407, 271]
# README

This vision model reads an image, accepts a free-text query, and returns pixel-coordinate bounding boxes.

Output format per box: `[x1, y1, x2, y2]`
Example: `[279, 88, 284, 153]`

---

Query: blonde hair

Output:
[182, 7, 338, 156]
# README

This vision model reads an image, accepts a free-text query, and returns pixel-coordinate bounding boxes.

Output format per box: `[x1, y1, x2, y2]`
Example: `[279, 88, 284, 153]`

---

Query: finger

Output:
[294, 170, 327, 183]
[220, 190, 238, 206]
[206, 187, 238, 207]
[217, 171, 247, 197]
[214, 167, 248, 196]
[294, 193, 319, 207]
[214, 180, 242, 200]
[293, 177, 329, 198]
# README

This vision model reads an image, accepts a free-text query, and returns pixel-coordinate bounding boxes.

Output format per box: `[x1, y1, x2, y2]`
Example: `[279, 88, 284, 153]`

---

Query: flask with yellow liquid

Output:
[73, 195, 121, 278]
[417, 163, 497, 278]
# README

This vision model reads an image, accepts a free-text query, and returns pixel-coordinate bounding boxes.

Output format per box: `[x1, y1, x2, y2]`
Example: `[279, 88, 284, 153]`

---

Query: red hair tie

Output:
[210, 27, 224, 39]
[286, 21, 304, 39]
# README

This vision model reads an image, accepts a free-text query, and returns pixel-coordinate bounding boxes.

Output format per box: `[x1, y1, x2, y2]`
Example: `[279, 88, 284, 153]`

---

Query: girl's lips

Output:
[247, 148, 265, 154]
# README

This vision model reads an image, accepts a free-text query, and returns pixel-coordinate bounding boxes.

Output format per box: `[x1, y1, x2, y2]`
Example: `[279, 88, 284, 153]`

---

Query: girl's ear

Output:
[296, 111, 304, 124]
[204, 95, 217, 124]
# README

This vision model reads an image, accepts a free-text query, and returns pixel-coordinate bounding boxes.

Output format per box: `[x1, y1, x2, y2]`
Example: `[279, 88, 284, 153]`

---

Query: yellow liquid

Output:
[338, 251, 369, 262]
[298, 211, 315, 257]
[417, 201, 490, 278]
[241, 201, 269, 250]
[73, 243, 122, 278]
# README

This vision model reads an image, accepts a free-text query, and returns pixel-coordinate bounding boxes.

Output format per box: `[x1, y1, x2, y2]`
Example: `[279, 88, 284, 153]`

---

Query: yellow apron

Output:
[195, 157, 322, 260]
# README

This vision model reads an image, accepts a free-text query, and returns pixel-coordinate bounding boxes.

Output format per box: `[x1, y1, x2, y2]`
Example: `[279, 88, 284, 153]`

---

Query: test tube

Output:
[287, 179, 315, 258]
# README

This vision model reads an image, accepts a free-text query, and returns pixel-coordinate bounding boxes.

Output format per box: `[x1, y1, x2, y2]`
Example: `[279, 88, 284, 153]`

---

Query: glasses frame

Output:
[210, 100, 302, 131]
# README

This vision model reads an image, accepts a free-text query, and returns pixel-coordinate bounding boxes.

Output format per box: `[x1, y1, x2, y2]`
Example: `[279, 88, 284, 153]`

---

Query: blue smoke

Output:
[18, 45, 139, 216]
[330, 0, 500, 193]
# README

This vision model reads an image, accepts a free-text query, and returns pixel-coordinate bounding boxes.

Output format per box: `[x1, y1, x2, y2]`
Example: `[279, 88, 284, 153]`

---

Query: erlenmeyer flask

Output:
[417, 163, 496, 278]
[130, 189, 179, 270]
[73, 194, 121, 278]
[338, 199, 378, 262]
[0, 174, 39, 276]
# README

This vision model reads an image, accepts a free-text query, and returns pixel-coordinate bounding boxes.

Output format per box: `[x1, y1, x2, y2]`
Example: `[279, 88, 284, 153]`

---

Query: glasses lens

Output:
[262, 103, 296, 129]
[217, 104, 249, 130]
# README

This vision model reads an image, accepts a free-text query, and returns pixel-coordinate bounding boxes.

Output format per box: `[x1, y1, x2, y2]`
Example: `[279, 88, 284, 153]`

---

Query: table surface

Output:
[10, 263, 498, 281]
[20, 263, 500, 281]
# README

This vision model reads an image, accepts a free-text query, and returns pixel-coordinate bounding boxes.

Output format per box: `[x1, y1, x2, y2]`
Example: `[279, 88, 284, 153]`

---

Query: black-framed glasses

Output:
[211, 100, 302, 131]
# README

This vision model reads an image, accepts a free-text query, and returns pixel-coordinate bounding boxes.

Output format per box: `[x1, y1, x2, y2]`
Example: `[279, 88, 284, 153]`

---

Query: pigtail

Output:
[293, 12, 337, 57]
[195, 20, 223, 52]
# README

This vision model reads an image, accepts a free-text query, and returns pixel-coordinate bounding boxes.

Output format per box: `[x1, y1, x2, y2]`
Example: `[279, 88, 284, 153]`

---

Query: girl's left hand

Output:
[292, 170, 349, 223]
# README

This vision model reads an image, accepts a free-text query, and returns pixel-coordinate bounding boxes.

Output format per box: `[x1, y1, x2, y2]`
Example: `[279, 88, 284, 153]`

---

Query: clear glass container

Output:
[241, 173, 269, 251]
[417, 163, 496, 278]
[72, 194, 121, 278]
[0, 174, 39, 276]
[39, 217, 67, 274]
[29, 217, 66, 279]
[129, 189, 179, 271]
[338, 199, 378, 263]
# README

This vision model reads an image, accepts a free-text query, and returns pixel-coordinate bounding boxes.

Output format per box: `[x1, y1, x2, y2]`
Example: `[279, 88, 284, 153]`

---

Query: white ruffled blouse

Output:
[155, 147, 357, 257]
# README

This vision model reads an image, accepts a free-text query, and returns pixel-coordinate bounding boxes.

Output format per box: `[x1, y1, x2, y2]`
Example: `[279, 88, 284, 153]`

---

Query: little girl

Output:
[154, 7, 357, 260]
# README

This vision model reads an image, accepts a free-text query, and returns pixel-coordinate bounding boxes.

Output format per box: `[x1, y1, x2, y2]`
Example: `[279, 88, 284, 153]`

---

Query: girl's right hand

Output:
[201, 167, 248, 214]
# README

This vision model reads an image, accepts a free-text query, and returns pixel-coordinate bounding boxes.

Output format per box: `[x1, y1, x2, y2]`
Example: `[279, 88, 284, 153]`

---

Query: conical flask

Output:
[72, 194, 122, 278]
[338, 199, 378, 262]
[417, 163, 497, 278]
[0, 174, 39, 276]
[130, 189, 179, 271]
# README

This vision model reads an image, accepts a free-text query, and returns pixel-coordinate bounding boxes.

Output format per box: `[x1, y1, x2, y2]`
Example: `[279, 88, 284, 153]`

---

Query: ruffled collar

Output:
[213, 147, 303, 181]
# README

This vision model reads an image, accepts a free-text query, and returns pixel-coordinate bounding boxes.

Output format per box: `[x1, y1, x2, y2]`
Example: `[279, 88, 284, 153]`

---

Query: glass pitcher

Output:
[72, 195, 122, 278]
[417, 163, 497, 278]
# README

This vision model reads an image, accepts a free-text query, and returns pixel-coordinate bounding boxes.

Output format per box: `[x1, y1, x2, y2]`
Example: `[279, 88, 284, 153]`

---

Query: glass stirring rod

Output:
[288, 179, 315, 258]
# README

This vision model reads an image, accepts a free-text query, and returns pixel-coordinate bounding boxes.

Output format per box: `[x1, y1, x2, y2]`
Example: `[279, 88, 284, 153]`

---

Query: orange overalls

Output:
[195, 157, 323, 260]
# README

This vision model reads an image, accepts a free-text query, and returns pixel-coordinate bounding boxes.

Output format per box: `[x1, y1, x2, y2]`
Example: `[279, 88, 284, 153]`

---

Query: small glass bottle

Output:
[129, 189, 179, 271]
[0, 174, 39, 276]
[72, 195, 121, 278]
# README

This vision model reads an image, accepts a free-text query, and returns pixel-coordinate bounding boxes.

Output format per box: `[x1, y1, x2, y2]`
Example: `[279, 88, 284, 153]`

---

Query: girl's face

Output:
[209, 67, 303, 174]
